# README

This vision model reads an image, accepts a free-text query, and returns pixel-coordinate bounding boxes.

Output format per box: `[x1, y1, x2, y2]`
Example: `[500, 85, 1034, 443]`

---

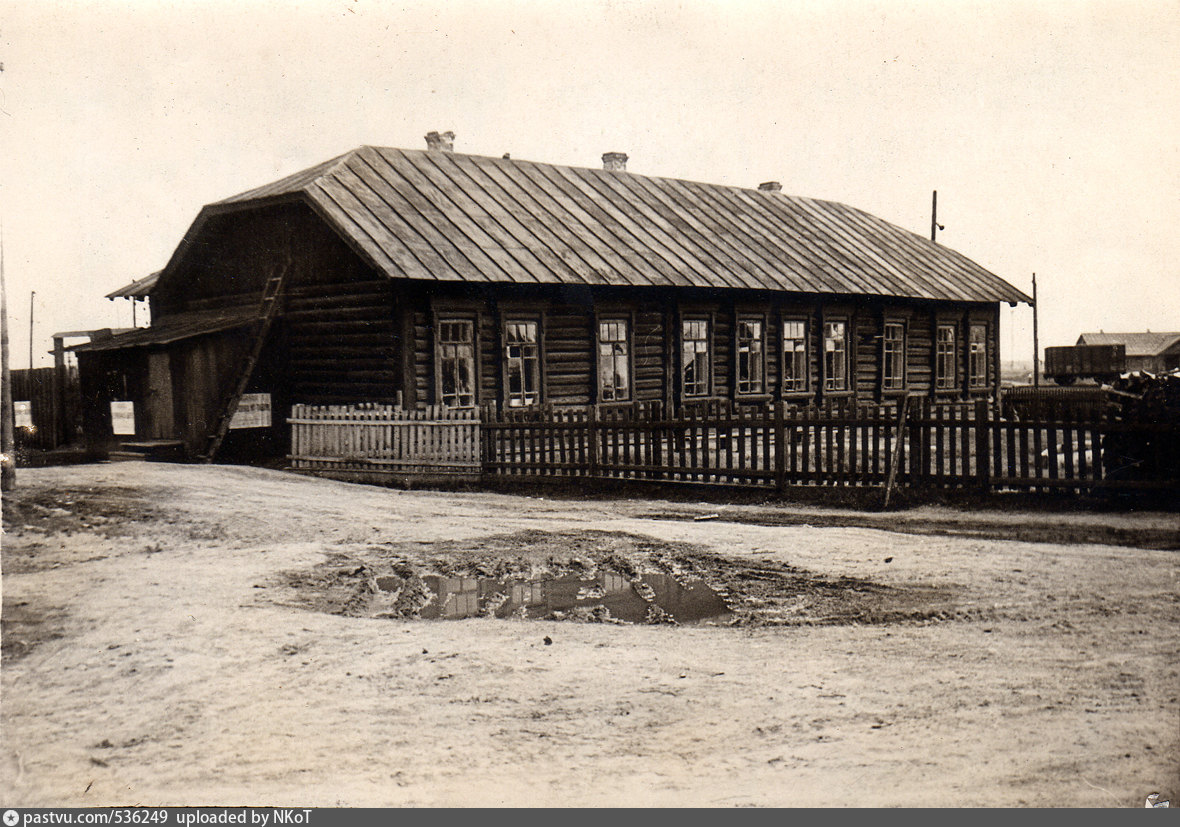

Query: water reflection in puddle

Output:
[377, 572, 731, 624]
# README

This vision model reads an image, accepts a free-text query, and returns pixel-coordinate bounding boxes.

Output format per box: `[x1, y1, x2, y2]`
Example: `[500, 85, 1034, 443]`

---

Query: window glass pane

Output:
[936, 324, 957, 389]
[682, 319, 710, 397]
[823, 321, 847, 391]
[597, 319, 630, 401]
[504, 320, 539, 407]
[737, 318, 764, 394]
[438, 319, 476, 408]
[883, 323, 905, 390]
[969, 323, 987, 387]
[782, 320, 807, 392]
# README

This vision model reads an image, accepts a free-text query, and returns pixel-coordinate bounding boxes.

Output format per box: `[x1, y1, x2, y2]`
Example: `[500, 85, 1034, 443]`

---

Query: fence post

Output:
[774, 400, 786, 491]
[589, 404, 600, 478]
[975, 398, 991, 493]
[480, 404, 492, 478]
[908, 397, 923, 483]
[883, 395, 911, 509]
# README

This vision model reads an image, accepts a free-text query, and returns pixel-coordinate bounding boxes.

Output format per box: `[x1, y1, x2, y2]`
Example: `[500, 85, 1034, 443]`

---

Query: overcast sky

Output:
[1, 0, 1177, 368]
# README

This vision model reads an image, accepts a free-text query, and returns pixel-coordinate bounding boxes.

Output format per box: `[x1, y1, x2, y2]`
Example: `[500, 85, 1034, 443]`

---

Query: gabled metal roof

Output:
[195, 145, 1029, 304]
[1077, 332, 1180, 357]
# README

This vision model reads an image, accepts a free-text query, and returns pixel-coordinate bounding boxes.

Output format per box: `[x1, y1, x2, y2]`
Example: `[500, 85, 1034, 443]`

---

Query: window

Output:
[681, 318, 711, 397]
[969, 323, 988, 388]
[504, 320, 540, 407]
[597, 319, 631, 402]
[882, 322, 906, 390]
[935, 324, 957, 390]
[782, 320, 808, 393]
[437, 318, 476, 408]
[736, 318, 765, 395]
[823, 320, 848, 391]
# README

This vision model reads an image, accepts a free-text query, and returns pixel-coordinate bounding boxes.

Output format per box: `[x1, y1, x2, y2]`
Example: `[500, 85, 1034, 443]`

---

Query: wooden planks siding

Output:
[546, 304, 593, 405]
[284, 279, 399, 403]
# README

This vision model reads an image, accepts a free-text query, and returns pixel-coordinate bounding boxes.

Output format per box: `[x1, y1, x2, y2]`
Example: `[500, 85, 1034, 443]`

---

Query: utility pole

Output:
[2, 223, 15, 491]
[931, 190, 944, 243]
[1032, 273, 1040, 387]
[0, 60, 12, 491]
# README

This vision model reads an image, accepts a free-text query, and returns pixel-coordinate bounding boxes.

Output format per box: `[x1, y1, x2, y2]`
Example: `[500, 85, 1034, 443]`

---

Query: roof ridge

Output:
[216, 147, 365, 204]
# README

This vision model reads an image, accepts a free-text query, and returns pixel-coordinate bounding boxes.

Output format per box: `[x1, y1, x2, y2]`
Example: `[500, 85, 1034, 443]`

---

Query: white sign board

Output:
[110, 401, 136, 435]
[230, 393, 272, 430]
[14, 401, 33, 428]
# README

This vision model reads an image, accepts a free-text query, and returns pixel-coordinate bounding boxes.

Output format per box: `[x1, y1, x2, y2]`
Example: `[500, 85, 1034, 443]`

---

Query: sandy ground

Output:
[1, 462, 1177, 807]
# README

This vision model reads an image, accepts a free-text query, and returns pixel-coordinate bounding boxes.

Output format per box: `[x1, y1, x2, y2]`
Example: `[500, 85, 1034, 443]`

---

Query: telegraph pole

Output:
[2, 223, 15, 491]
[1032, 273, 1040, 387]
[931, 190, 944, 243]
[1, 60, 14, 491]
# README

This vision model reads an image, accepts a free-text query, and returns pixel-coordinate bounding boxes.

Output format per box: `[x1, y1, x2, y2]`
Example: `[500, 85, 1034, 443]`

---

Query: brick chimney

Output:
[602, 152, 628, 172]
[425, 131, 455, 152]
[757, 181, 782, 192]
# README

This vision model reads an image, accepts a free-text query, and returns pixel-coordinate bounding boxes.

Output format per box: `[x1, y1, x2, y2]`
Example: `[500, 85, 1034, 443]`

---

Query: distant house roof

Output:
[72, 306, 257, 353]
[151, 145, 1030, 305]
[106, 271, 160, 299]
[1076, 332, 1180, 357]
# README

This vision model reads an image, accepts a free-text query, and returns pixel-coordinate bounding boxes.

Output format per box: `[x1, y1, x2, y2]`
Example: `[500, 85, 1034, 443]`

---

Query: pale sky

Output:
[1, 0, 1177, 368]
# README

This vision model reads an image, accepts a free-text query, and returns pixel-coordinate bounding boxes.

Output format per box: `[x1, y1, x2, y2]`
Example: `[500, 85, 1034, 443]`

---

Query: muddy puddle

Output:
[273, 530, 964, 627]
[376, 572, 731, 623]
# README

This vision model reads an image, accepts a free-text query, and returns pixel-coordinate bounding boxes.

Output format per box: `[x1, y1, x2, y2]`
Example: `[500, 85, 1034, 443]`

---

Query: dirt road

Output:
[2, 463, 1177, 806]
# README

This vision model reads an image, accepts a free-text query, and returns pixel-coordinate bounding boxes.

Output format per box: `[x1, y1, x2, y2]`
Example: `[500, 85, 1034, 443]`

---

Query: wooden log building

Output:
[75, 132, 1032, 461]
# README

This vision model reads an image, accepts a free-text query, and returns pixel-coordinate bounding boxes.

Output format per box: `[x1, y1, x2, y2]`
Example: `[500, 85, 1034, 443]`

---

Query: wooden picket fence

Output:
[483, 398, 1179, 494]
[286, 399, 1179, 494]
[288, 403, 481, 480]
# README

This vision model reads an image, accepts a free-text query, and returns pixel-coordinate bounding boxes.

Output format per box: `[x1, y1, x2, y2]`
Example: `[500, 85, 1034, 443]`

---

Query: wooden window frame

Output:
[433, 312, 479, 409]
[780, 317, 810, 396]
[935, 322, 958, 392]
[821, 317, 850, 394]
[680, 314, 713, 399]
[501, 315, 543, 409]
[968, 322, 988, 389]
[881, 320, 908, 393]
[735, 313, 767, 397]
[595, 313, 635, 404]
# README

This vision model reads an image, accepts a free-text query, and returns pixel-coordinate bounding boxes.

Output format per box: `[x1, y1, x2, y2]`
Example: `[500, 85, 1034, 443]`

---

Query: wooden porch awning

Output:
[105, 271, 161, 299]
[71, 306, 260, 353]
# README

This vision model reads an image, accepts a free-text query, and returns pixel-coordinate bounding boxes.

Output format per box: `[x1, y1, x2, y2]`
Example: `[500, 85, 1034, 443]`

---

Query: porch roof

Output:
[71, 306, 258, 353]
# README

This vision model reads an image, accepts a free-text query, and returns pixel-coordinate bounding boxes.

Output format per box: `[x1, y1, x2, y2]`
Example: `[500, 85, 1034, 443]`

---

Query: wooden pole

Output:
[882, 394, 911, 509]
[2, 223, 16, 491]
[931, 190, 938, 242]
[1032, 273, 1040, 387]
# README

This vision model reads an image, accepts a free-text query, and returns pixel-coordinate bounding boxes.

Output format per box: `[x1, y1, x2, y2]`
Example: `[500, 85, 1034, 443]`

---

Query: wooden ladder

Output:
[199, 260, 291, 462]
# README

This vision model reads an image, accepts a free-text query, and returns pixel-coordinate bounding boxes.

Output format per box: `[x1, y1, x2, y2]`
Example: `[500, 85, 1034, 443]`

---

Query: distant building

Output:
[1076, 332, 1180, 374]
